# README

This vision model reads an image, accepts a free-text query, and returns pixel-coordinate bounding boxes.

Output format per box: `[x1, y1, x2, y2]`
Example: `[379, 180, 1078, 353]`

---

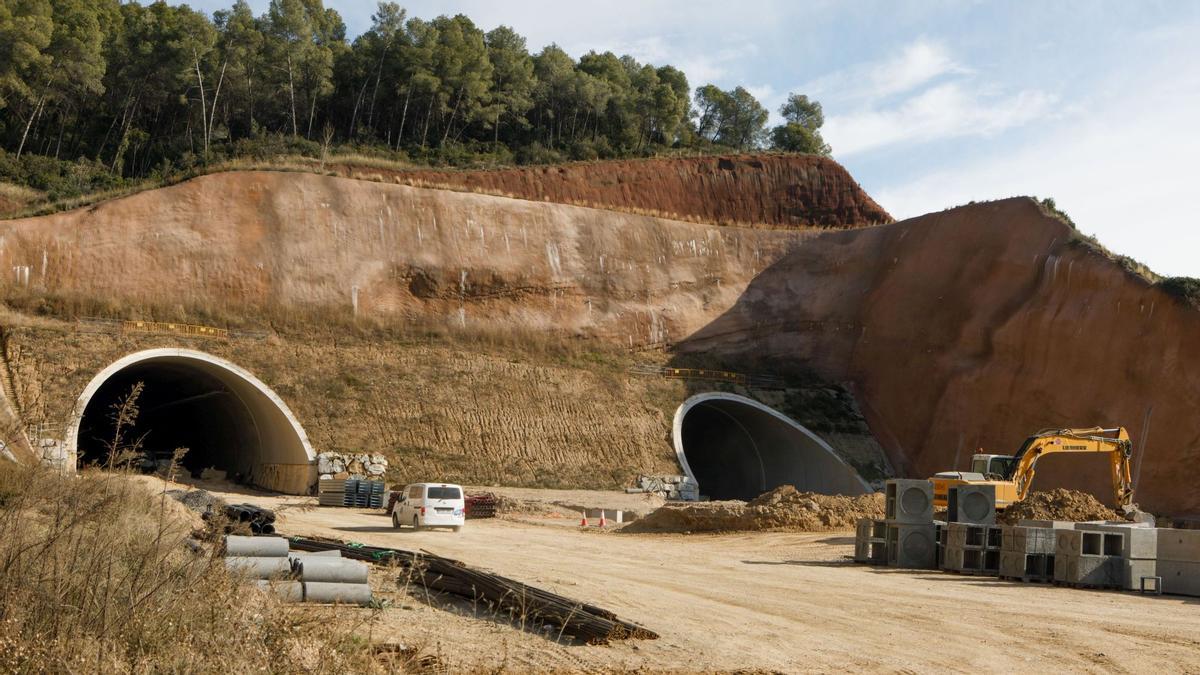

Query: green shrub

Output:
[1158, 277, 1200, 308]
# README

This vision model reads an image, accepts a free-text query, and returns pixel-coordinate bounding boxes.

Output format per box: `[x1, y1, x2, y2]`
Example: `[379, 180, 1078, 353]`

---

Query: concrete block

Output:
[1017, 519, 1077, 529]
[1000, 551, 1054, 580]
[1062, 554, 1120, 588]
[946, 522, 998, 549]
[942, 543, 999, 574]
[886, 522, 937, 569]
[1157, 560, 1200, 597]
[1121, 559, 1158, 591]
[1157, 529, 1200, 563]
[949, 484, 996, 525]
[1075, 523, 1158, 559]
[885, 479, 934, 524]
[1056, 529, 1124, 557]
[1003, 526, 1056, 555]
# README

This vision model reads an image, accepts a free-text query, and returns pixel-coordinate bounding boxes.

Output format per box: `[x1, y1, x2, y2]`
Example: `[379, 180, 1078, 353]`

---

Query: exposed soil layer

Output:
[332, 154, 892, 228]
[999, 489, 1122, 525]
[677, 197, 1200, 517]
[622, 485, 884, 533]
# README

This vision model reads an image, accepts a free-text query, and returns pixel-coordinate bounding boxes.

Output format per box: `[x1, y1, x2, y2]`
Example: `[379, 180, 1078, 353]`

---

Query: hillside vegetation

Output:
[0, 0, 831, 210]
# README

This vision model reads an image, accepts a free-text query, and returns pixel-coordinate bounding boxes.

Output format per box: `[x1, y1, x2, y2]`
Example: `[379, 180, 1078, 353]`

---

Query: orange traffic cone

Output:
[598, 510, 607, 528]
[580, 511, 588, 527]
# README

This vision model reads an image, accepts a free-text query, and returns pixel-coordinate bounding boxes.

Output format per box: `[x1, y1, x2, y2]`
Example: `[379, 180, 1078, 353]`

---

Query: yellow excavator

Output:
[930, 427, 1135, 511]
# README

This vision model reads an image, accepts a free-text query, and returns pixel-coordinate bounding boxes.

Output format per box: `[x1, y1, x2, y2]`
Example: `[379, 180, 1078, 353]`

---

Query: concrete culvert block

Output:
[303, 582, 373, 605]
[293, 557, 370, 584]
[225, 556, 294, 579]
[949, 485, 996, 525]
[254, 580, 304, 602]
[885, 479, 933, 524]
[886, 523, 936, 569]
[223, 535, 289, 557]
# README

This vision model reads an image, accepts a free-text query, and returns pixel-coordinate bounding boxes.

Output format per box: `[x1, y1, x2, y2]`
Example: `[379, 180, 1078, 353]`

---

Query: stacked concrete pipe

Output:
[222, 535, 373, 605]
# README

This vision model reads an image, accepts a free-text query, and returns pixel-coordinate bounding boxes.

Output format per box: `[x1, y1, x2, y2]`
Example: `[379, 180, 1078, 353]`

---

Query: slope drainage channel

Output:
[673, 392, 872, 501]
[66, 348, 315, 494]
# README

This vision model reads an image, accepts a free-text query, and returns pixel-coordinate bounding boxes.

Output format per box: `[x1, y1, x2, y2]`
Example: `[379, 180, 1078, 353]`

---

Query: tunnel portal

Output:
[674, 393, 872, 501]
[66, 349, 315, 494]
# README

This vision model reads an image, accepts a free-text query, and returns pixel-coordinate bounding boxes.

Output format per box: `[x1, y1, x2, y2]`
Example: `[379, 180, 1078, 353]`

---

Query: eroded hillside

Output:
[677, 198, 1200, 516]
[1, 171, 799, 347]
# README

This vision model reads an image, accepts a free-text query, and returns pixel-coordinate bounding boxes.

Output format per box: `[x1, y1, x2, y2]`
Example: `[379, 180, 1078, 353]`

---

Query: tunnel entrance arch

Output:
[65, 348, 315, 494]
[673, 392, 872, 501]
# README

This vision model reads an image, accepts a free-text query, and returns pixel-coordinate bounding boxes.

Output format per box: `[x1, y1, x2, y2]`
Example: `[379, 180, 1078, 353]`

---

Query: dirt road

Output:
[196, 484, 1200, 673]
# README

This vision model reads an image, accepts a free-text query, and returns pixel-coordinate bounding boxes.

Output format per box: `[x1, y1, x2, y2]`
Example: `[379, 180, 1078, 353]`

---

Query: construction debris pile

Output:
[998, 488, 1121, 525]
[623, 485, 884, 533]
[317, 451, 388, 481]
[626, 474, 699, 501]
[855, 479, 1200, 596]
[289, 535, 658, 645]
[221, 535, 373, 605]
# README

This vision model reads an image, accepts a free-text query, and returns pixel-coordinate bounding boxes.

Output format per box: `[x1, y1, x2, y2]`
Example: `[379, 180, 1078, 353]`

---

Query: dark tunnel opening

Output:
[78, 362, 260, 480]
[69, 350, 315, 494]
[676, 394, 871, 501]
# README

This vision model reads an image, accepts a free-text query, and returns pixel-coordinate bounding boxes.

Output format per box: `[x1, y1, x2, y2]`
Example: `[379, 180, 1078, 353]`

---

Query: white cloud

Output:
[870, 67, 1200, 277]
[825, 83, 1057, 156]
[805, 38, 969, 105]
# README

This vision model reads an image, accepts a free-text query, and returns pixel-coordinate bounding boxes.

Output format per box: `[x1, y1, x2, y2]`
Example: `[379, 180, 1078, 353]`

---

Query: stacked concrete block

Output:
[883, 480, 937, 569]
[1053, 529, 1124, 588]
[942, 522, 1001, 575]
[1154, 529, 1200, 596]
[999, 526, 1057, 582]
[853, 518, 888, 564]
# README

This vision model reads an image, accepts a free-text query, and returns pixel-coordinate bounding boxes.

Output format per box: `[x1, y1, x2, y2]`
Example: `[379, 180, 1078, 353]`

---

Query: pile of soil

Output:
[622, 485, 884, 534]
[999, 489, 1122, 525]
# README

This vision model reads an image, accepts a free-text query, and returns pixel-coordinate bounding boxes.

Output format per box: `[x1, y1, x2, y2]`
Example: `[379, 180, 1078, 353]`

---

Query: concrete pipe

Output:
[303, 582, 373, 605]
[288, 550, 343, 563]
[253, 580, 304, 602]
[224, 535, 289, 557]
[293, 558, 370, 584]
[225, 556, 293, 579]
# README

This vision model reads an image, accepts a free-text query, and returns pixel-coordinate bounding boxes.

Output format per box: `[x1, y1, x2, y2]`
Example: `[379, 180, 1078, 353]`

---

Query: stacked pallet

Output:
[318, 478, 385, 508]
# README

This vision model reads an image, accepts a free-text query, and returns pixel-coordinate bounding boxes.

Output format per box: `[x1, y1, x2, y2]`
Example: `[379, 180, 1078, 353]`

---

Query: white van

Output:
[391, 483, 465, 532]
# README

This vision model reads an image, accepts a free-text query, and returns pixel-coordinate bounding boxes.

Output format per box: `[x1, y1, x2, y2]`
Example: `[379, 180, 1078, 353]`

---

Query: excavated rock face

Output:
[676, 198, 1200, 517]
[0, 171, 798, 346]
[330, 154, 892, 229]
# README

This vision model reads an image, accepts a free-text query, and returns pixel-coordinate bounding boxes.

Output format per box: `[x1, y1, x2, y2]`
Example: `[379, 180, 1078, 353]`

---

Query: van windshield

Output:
[427, 487, 462, 500]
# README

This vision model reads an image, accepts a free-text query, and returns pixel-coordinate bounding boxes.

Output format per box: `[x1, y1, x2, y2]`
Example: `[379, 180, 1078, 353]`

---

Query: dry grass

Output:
[0, 462, 403, 673]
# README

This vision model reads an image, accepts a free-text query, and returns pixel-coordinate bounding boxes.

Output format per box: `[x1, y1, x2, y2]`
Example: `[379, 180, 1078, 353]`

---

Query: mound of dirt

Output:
[622, 485, 884, 533]
[998, 489, 1122, 525]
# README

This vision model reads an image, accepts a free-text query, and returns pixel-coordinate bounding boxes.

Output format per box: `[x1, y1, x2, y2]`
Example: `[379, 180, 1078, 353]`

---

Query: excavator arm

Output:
[1008, 427, 1135, 507]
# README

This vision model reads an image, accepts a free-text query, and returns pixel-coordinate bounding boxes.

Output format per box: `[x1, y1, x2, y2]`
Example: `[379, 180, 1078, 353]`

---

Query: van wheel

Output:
[412, 515, 422, 531]
[391, 511, 401, 529]
[452, 526, 462, 533]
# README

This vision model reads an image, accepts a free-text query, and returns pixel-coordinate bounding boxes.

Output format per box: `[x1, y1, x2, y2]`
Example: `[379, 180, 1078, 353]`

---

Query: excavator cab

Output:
[969, 454, 1016, 480]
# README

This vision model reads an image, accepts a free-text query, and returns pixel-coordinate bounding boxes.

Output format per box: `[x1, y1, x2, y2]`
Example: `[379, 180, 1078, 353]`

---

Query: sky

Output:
[192, 0, 1200, 277]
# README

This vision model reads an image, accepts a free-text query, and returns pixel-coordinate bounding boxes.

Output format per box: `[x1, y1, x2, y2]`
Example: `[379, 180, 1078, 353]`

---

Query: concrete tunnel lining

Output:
[65, 348, 315, 494]
[673, 392, 872, 501]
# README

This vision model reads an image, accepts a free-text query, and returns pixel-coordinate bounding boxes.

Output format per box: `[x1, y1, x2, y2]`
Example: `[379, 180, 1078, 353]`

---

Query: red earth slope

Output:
[330, 154, 892, 229]
[676, 198, 1200, 516]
